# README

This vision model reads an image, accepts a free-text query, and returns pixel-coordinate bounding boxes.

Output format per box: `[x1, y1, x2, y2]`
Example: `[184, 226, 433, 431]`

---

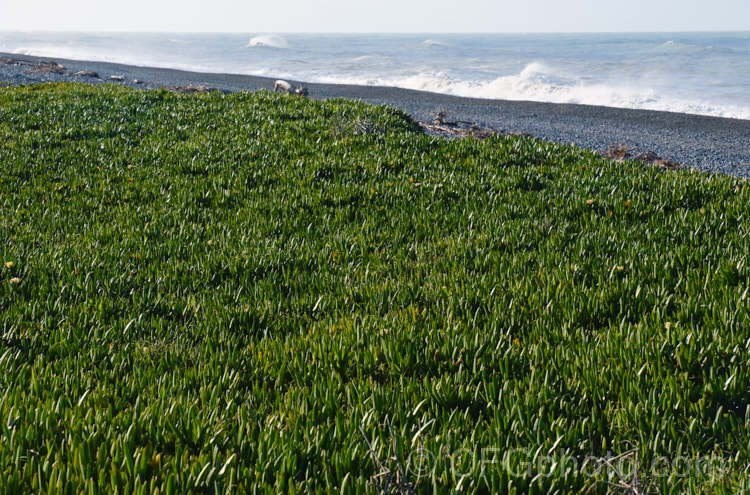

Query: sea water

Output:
[2, 31, 749, 120]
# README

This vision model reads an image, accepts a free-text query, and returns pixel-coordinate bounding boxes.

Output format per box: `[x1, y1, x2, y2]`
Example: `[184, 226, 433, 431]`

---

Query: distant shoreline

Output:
[2, 51, 749, 177]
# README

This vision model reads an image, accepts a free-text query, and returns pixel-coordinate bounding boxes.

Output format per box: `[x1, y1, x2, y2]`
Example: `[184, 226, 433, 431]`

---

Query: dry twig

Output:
[584, 449, 656, 495]
[360, 418, 417, 495]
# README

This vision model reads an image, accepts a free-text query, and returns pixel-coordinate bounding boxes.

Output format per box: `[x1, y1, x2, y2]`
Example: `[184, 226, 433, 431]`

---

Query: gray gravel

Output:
[3, 52, 749, 177]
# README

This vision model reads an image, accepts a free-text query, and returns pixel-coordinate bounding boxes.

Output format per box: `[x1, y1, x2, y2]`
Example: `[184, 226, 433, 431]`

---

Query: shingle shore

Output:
[2, 52, 748, 177]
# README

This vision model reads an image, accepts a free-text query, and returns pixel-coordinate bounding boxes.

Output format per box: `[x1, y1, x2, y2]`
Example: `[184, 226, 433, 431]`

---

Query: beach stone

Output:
[74, 71, 100, 78]
[274, 79, 308, 96]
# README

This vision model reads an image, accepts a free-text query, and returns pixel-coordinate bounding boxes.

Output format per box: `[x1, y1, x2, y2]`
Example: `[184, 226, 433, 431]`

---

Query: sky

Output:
[1, 0, 749, 33]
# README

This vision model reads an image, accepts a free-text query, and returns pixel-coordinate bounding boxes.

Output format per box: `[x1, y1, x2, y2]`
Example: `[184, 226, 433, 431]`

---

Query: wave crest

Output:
[247, 35, 288, 49]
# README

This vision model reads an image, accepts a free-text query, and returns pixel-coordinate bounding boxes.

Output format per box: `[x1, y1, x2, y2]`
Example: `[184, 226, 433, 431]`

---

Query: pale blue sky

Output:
[2, 0, 749, 32]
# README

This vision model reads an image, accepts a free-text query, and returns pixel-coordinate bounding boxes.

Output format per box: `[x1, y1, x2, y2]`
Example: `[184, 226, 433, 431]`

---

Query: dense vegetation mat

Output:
[1, 83, 749, 493]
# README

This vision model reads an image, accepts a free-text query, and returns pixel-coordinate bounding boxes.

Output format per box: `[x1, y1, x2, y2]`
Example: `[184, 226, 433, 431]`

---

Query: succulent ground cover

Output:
[1, 83, 749, 493]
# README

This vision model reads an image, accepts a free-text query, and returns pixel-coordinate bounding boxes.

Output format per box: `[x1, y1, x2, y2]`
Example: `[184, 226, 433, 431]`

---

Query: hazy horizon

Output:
[3, 29, 750, 34]
[1, 0, 749, 33]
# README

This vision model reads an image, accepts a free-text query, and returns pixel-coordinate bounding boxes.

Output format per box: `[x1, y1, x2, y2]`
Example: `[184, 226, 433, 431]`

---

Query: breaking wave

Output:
[247, 35, 288, 49]
[313, 62, 750, 120]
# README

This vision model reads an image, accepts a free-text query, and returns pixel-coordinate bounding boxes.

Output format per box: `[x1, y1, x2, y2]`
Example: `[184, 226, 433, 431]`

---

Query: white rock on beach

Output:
[273, 79, 308, 96]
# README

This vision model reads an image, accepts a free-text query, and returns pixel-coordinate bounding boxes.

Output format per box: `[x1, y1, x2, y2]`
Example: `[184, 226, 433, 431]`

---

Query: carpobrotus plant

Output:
[0, 83, 749, 493]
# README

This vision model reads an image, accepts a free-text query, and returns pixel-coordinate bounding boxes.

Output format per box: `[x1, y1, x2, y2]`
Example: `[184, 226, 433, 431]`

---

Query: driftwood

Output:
[420, 121, 500, 139]
[163, 84, 217, 94]
[420, 109, 517, 140]
[73, 71, 100, 78]
[31, 60, 66, 73]
[603, 143, 682, 169]
[419, 120, 535, 140]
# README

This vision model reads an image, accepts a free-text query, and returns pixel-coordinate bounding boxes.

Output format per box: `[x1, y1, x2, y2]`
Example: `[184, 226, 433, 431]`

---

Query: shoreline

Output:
[2, 52, 749, 177]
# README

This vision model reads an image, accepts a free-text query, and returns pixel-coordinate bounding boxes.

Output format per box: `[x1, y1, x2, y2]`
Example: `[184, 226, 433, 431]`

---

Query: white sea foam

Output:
[13, 46, 115, 63]
[311, 62, 750, 120]
[247, 35, 288, 49]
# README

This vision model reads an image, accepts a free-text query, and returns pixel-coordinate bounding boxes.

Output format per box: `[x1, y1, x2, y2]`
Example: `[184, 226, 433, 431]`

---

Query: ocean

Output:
[2, 31, 749, 120]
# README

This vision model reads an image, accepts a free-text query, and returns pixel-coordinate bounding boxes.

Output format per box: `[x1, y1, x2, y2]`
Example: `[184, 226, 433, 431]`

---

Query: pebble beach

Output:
[2, 52, 749, 177]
